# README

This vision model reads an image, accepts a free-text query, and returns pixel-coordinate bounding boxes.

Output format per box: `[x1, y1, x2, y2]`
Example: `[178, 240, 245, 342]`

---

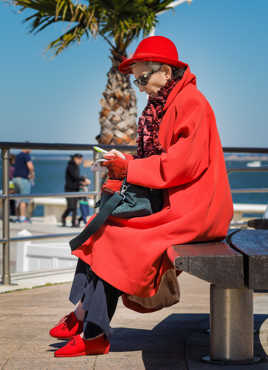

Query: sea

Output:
[1, 152, 268, 217]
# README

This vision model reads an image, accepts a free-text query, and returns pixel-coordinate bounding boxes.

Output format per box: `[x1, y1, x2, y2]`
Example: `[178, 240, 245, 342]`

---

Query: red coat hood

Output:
[164, 67, 196, 111]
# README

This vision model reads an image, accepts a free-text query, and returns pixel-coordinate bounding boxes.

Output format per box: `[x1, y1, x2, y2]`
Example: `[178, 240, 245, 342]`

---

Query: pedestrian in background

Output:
[61, 153, 84, 227]
[78, 176, 91, 226]
[8, 153, 17, 218]
[13, 149, 35, 222]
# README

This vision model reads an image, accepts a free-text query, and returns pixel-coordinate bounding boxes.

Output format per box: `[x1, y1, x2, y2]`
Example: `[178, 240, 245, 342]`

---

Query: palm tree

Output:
[8, 0, 176, 145]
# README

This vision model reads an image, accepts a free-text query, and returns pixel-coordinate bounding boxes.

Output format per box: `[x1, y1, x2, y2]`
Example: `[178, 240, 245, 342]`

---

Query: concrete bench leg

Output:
[202, 285, 260, 365]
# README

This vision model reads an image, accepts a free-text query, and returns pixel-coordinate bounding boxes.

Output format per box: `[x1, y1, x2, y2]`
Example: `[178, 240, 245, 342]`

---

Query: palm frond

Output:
[47, 24, 90, 55]
[94, 0, 175, 52]
[11, 0, 99, 53]
[9, 0, 181, 55]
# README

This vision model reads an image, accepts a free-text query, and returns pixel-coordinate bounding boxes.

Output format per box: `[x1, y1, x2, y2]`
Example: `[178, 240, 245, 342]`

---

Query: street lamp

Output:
[149, 0, 192, 36]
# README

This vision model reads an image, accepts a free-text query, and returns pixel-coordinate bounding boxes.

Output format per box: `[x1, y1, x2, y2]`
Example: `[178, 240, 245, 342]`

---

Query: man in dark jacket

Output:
[62, 153, 84, 227]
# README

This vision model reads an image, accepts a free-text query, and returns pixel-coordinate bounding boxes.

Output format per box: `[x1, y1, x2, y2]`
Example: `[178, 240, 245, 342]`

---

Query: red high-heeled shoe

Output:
[54, 334, 110, 357]
[49, 312, 83, 339]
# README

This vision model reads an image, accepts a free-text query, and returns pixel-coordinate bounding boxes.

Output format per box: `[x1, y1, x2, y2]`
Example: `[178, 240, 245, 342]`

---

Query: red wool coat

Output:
[73, 67, 233, 301]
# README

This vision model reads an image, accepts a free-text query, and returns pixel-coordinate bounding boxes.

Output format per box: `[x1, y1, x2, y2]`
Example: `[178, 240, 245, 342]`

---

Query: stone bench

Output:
[167, 229, 268, 365]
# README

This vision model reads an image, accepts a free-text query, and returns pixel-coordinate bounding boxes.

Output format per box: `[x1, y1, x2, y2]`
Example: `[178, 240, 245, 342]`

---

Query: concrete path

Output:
[1, 273, 268, 370]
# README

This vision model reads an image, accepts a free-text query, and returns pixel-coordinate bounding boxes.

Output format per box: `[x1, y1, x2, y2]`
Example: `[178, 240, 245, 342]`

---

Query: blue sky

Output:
[1, 0, 268, 148]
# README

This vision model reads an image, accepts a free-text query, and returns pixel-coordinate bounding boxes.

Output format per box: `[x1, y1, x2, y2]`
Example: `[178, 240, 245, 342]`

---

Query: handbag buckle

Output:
[120, 183, 128, 200]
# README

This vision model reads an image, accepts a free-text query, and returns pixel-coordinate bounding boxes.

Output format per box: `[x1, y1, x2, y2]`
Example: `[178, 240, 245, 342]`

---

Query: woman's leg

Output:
[74, 301, 85, 321]
[49, 259, 87, 339]
[53, 259, 122, 357]
[82, 271, 122, 339]
[69, 259, 122, 340]
[50, 259, 122, 340]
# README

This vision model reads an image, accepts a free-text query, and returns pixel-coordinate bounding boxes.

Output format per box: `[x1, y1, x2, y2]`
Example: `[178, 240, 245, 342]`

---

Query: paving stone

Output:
[95, 352, 145, 370]
[0, 273, 268, 369]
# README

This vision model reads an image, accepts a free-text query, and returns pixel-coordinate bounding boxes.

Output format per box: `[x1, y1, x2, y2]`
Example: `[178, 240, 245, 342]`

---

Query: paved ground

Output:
[1, 273, 268, 370]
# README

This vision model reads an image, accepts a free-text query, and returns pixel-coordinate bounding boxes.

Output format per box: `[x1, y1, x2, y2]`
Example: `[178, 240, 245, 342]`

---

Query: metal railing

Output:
[227, 167, 268, 193]
[0, 142, 136, 284]
[1, 142, 268, 285]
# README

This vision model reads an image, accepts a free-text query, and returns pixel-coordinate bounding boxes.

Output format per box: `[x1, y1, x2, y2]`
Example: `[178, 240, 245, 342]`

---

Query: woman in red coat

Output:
[50, 36, 233, 357]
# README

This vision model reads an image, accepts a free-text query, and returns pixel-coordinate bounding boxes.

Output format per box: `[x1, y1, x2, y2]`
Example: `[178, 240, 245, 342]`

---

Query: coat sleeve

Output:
[127, 96, 211, 189]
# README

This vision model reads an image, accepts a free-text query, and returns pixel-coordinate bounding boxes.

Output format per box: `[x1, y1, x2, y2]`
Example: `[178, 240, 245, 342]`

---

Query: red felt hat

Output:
[119, 36, 187, 74]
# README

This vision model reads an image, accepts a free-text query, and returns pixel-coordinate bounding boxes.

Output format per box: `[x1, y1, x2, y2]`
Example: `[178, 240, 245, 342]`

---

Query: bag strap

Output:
[69, 192, 123, 251]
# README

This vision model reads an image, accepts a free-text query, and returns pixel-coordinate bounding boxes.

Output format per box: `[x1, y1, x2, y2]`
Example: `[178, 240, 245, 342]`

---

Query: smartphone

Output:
[93, 146, 109, 154]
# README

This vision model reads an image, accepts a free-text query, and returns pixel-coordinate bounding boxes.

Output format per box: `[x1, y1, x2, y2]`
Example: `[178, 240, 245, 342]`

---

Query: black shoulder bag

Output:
[69, 179, 163, 251]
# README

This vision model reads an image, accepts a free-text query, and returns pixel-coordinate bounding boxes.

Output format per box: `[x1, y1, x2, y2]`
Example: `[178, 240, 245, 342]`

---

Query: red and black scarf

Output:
[136, 77, 180, 158]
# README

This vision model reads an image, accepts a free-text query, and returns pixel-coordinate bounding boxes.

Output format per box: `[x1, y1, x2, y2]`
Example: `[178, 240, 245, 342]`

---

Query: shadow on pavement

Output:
[48, 340, 68, 351]
[111, 313, 268, 369]
[111, 313, 209, 370]
[43, 313, 268, 368]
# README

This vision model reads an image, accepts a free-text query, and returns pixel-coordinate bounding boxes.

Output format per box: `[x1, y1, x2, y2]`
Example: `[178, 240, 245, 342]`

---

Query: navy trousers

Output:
[69, 259, 122, 339]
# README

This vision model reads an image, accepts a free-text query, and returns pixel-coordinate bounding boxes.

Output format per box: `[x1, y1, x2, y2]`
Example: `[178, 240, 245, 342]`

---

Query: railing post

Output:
[93, 151, 102, 211]
[1, 148, 11, 285]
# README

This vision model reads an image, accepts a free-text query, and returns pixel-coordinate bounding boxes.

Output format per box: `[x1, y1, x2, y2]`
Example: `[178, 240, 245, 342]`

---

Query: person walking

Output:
[61, 153, 84, 227]
[13, 149, 35, 222]
[49, 36, 233, 357]
[78, 176, 91, 226]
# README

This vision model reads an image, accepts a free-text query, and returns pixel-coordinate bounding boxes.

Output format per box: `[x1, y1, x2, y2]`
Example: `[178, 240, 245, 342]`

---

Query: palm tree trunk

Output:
[97, 51, 137, 145]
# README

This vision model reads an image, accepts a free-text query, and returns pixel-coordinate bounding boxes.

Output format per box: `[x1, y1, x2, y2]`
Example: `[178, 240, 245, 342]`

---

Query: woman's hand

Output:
[103, 149, 126, 160]
[101, 157, 129, 180]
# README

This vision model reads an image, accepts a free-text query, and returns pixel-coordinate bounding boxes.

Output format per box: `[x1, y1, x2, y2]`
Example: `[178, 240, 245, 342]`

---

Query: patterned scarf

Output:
[136, 77, 180, 158]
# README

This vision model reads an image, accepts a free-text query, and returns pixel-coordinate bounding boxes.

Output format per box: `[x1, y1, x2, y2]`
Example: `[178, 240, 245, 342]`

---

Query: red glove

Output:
[102, 179, 123, 194]
[101, 157, 129, 180]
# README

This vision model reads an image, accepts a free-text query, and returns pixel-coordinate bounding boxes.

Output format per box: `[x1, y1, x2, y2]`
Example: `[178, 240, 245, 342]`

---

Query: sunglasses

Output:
[133, 67, 161, 87]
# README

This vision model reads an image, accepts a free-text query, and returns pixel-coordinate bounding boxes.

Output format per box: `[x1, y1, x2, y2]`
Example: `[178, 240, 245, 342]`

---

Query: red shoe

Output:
[54, 334, 110, 357]
[49, 312, 83, 339]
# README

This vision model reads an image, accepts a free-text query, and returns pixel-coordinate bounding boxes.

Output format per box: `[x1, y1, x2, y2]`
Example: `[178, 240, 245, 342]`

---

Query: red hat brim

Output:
[118, 53, 188, 74]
